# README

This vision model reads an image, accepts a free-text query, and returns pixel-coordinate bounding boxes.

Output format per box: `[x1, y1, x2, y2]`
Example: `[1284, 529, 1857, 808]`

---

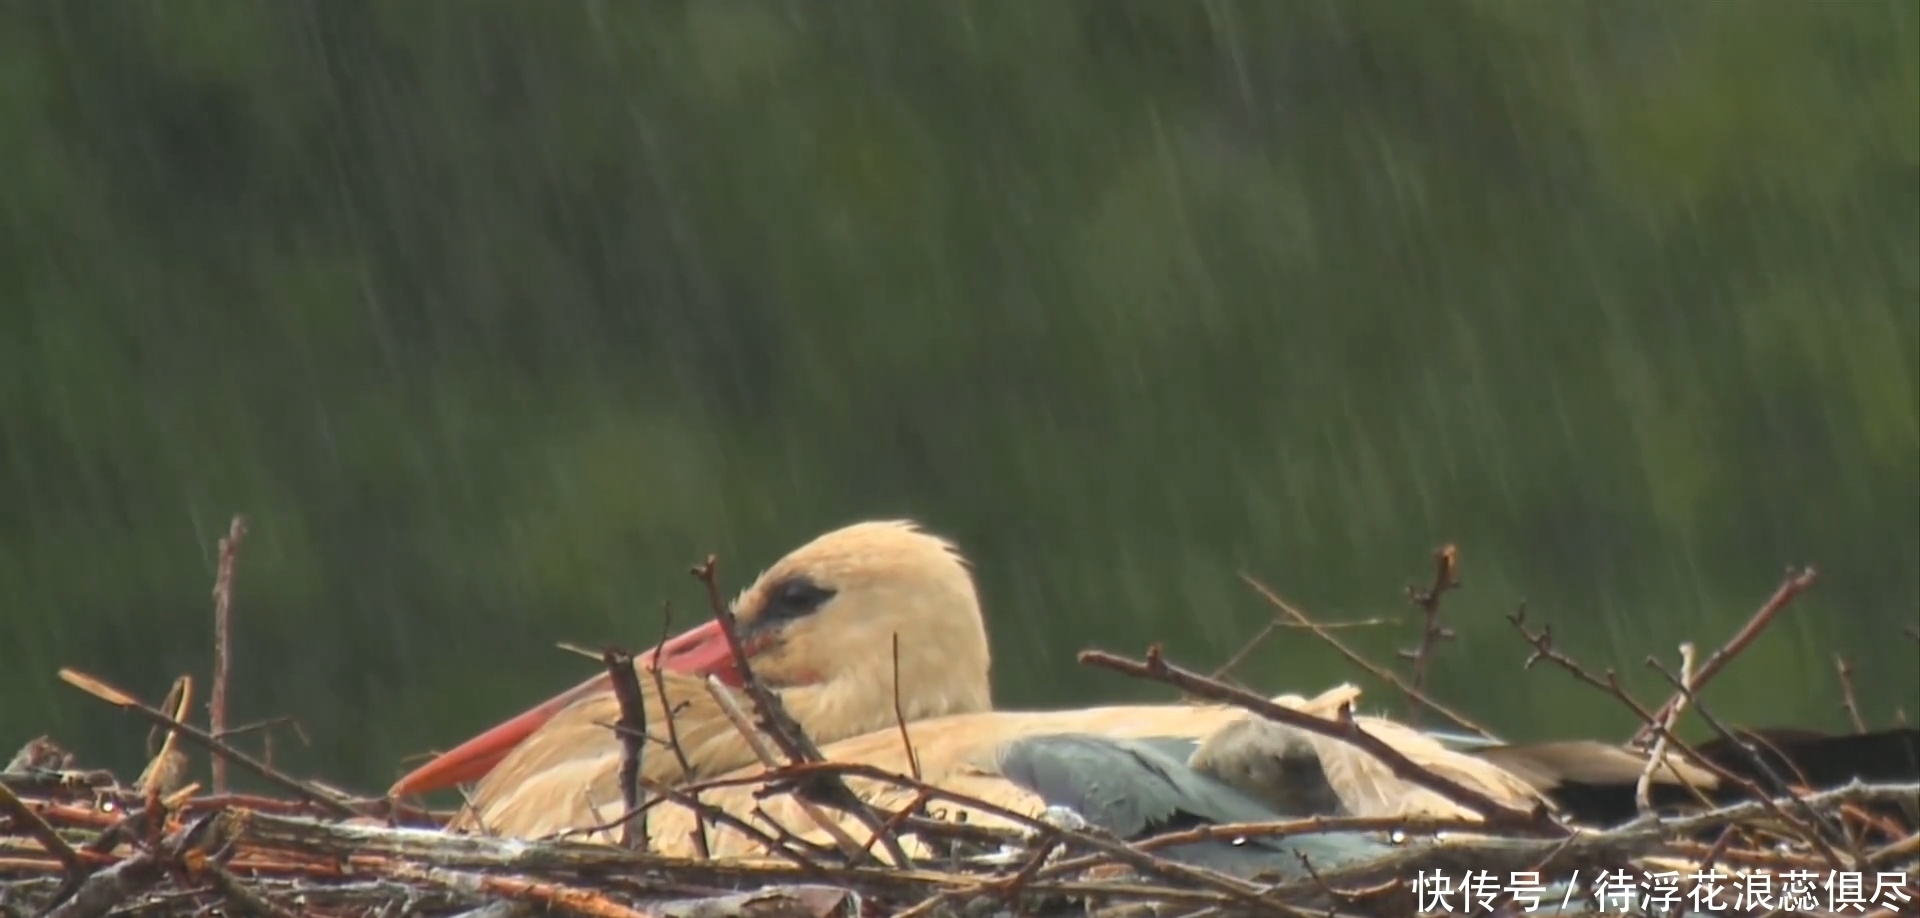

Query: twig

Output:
[183, 851, 303, 918]
[380, 861, 659, 918]
[217, 716, 309, 745]
[136, 676, 193, 797]
[1631, 566, 1818, 746]
[557, 764, 825, 873]
[622, 751, 1287, 909]
[1636, 643, 1696, 814]
[1079, 645, 1562, 833]
[1835, 655, 1868, 733]
[1507, 605, 1664, 726]
[1288, 849, 1359, 913]
[1694, 824, 1738, 879]
[1643, 657, 1851, 872]
[0, 781, 83, 876]
[1209, 618, 1281, 682]
[8, 775, 1913, 917]
[645, 604, 708, 859]
[1282, 617, 1392, 630]
[1399, 544, 1460, 725]
[979, 834, 1063, 914]
[56, 668, 357, 818]
[634, 773, 825, 873]
[698, 675, 869, 862]
[689, 555, 915, 869]
[890, 634, 922, 782]
[235, 807, 1256, 910]
[1261, 783, 1920, 900]
[1210, 618, 1392, 686]
[1508, 607, 1730, 817]
[689, 556, 815, 765]
[1239, 573, 1498, 739]
[41, 850, 164, 918]
[44, 812, 229, 918]
[209, 514, 248, 796]
[599, 648, 648, 851]
[1033, 813, 1491, 881]
[781, 763, 1286, 911]
[145, 677, 192, 761]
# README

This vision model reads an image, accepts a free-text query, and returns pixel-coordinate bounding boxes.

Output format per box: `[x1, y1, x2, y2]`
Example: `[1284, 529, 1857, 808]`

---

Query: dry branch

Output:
[601, 649, 649, 851]
[1079, 645, 1562, 833]
[210, 515, 249, 796]
[6, 747, 1913, 918]
[1239, 573, 1498, 740]
[55, 669, 358, 819]
[1630, 566, 1818, 747]
[1836, 655, 1868, 733]
[9, 541, 1914, 917]
[1398, 543, 1460, 725]
[689, 556, 914, 868]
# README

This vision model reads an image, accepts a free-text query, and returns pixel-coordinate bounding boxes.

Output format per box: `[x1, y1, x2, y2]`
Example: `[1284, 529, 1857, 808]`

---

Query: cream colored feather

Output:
[557, 683, 1548, 857]
[1264, 686, 1546, 820]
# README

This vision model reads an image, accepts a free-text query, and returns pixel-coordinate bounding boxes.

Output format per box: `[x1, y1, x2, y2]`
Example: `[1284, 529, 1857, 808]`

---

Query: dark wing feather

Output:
[997, 733, 1393, 879]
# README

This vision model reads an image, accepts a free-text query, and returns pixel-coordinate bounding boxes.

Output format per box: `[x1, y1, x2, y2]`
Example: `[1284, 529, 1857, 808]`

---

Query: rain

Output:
[1, 0, 1915, 873]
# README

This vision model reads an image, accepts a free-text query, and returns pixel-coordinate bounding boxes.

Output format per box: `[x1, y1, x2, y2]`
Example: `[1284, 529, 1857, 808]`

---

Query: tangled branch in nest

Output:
[4, 733, 1916, 917]
[6, 529, 1915, 916]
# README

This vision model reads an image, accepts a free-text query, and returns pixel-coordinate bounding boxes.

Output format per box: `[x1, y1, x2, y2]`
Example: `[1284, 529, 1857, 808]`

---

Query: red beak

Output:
[387, 618, 744, 798]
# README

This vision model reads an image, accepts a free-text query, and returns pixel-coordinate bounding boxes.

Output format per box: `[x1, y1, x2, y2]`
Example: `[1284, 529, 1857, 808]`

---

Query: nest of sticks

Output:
[4, 731, 1916, 918]
[3, 522, 1917, 917]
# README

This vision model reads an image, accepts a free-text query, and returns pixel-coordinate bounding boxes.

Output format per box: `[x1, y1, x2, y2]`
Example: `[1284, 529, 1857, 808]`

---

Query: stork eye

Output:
[760, 576, 836, 624]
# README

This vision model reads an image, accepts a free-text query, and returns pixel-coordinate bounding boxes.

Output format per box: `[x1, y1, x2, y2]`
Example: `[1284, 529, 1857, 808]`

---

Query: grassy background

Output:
[1, 1, 1914, 791]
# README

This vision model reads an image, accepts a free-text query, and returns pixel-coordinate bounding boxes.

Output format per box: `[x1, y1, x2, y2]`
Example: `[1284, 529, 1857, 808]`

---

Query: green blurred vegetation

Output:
[1, 2, 1915, 792]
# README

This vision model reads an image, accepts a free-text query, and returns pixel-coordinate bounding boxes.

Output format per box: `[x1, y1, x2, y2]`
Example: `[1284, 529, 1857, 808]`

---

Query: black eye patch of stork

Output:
[745, 575, 837, 634]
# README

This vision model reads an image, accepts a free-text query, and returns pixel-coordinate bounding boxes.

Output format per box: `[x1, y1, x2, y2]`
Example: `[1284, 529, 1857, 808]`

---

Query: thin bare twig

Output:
[1209, 618, 1280, 682]
[637, 773, 829, 872]
[602, 746, 1290, 911]
[43, 811, 230, 918]
[41, 849, 165, 918]
[1643, 656, 1852, 872]
[1506, 606, 1723, 815]
[1695, 824, 1738, 879]
[646, 602, 709, 859]
[1033, 812, 1493, 882]
[57, 668, 357, 818]
[216, 715, 308, 745]
[1282, 617, 1392, 630]
[1399, 543, 1460, 725]
[1835, 655, 1868, 733]
[893, 833, 1066, 918]
[690, 554, 915, 869]
[599, 648, 648, 851]
[0, 781, 84, 875]
[209, 514, 248, 796]
[136, 676, 193, 797]
[184, 850, 303, 918]
[1631, 566, 1819, 746]
[890, 634, 922, 782]
[1080, 645, 1562, 833]
[1209, 618, 1391, 685]
[1239, 573, 1499, 739]
[1635, 643, 1696, 814]
[1507, 604, 1664, 727]
[699, 674, 870, 861]
[775, 761, 1285, 911]
[553, 757, 816, 873]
